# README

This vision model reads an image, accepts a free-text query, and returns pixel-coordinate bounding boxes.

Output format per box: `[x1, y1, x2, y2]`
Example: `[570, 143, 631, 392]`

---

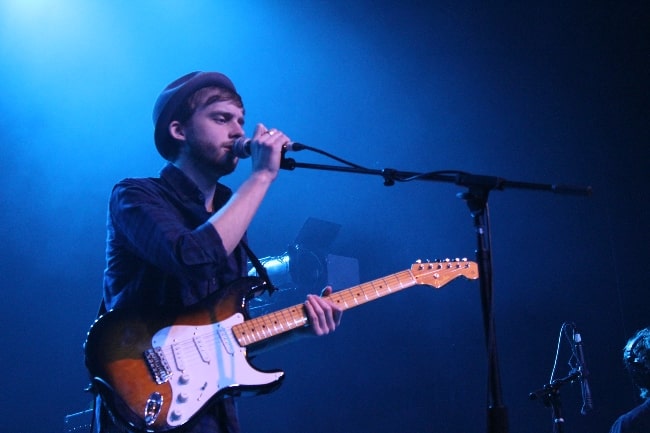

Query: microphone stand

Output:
[529, 370, 582, 433]
[280, 156, 591, 433]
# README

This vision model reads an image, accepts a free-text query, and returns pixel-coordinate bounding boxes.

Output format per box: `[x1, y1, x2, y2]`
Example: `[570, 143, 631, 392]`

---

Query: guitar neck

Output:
[232, 269, 418, 347]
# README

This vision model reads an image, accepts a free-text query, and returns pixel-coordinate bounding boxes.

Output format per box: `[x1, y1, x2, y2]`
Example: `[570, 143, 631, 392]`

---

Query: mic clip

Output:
[280, 154, 296, 170]
[529, 370, 581, 404]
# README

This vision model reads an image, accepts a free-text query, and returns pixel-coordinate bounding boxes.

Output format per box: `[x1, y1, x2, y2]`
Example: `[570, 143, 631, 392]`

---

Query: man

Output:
[94, 71, 343, 432]
[610, 328, 650, 433]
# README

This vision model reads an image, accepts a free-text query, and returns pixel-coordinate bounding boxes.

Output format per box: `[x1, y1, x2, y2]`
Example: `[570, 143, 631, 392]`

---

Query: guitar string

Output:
[155, 265, 473, 358]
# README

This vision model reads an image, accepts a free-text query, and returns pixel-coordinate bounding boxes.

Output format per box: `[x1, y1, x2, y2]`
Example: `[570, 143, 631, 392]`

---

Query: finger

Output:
[304, 295, 325, 335]
[262, 128, 291, 149]
[319, 286, 342, 327]
[253, 123, 267, 138]
[311, 295, 341, 332]
[309, 294, 335, 335]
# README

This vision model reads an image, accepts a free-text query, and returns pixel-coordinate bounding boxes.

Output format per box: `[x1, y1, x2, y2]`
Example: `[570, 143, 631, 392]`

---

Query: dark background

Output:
[0, 1, 647, 432]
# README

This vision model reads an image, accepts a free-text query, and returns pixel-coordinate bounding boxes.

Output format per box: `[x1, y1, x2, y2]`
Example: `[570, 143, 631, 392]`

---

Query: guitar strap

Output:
[240, 239, 277, 296]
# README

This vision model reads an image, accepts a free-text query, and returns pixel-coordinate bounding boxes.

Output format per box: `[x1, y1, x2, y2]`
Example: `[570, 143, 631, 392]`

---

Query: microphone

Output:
[232, 137, 305, 159]
[574, 330, 593, 415]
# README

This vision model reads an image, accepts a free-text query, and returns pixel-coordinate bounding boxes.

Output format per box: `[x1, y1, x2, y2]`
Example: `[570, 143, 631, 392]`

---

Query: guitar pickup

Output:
[193, 335, 211, 363]
[217, 326, 234, 355]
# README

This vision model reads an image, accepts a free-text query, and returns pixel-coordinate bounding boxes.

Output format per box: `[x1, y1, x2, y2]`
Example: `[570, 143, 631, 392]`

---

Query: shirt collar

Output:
[160, 163, 233, 210]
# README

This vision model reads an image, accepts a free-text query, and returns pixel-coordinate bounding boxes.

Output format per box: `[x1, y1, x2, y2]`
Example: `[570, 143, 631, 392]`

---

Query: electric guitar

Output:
[84, 259, 478, 432]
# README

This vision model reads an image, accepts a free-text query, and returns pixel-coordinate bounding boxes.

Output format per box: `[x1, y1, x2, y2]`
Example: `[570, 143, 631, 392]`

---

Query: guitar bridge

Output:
[144, 347, 172, 384]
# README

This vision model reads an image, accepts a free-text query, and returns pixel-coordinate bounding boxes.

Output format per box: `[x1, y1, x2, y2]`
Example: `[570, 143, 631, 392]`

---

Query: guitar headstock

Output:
[411, 258, 479, 288]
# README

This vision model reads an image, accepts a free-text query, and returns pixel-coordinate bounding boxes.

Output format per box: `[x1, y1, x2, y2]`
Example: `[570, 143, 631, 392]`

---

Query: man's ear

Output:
[169, 120, 186, 142]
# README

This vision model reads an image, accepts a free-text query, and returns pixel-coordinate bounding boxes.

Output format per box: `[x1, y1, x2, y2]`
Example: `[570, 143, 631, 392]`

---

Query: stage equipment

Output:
[278, 141, 591, 433]
[529, 322, 593, 433]
[247, 217, 359, 314]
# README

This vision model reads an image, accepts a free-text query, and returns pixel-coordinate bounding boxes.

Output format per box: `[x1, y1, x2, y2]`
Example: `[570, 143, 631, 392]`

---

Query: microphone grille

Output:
[232, 137, 251, 159]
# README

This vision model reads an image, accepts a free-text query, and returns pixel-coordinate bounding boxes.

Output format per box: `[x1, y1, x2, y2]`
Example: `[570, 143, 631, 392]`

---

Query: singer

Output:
[610, 327, 650, 433]
[89, 71, 343, 433]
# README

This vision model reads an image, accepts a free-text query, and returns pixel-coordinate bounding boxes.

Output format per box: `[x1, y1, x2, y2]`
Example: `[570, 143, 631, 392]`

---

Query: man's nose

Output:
[231, 123, 245, 137]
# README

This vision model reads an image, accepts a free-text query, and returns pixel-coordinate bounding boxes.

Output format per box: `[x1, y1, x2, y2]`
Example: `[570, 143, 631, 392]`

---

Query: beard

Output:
[186, 136, 238, 178]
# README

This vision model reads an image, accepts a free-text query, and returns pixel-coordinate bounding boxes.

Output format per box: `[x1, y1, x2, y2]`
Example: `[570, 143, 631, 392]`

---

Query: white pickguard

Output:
[150, 313, 284, 427]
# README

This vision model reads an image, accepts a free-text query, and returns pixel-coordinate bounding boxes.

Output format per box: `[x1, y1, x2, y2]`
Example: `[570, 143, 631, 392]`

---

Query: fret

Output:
[232, 260, 478, 347]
